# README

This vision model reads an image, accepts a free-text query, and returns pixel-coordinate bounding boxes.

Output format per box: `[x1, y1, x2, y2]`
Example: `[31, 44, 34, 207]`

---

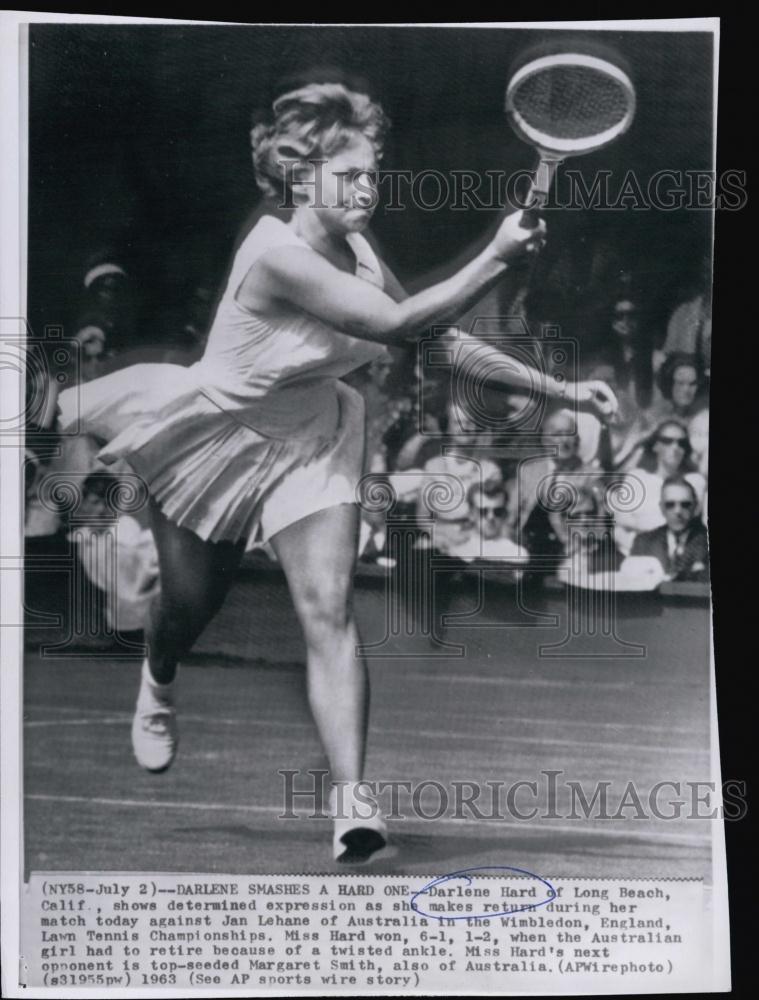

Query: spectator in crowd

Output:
[24, 364, 66, 542]
[523, 477, 623, 583]
[613, 419, 706, 555]
[393, 400, 443, 471]
[512, 408, 589, 534]
[394, 349, 514, 475]
[345, 348, 414, 474]
[73, 323, 108, 383]
[688, 407, 709, 524]
[181, 282, 215, 348]
[393, 354, 484, 473]
[582, 295, 659, 467]
[446, 480, 527, 563]
[616, 354, 708, 474]
[39, 316, 131, 517]
[417, 398, 502, 555]
[598, 296, 654, 411]
[657, 281, 711, 377]
[161, 281, 216, 365]
[83, 256, 129, 308]
[77, 253, 136, 357]
[356, 490, 396, 567]
[689, 407, 709, 478]
[346, 350, 416, 562]
[49, 254, 151, 508]
[627, 476, 709, 582]
[24, 449, 63, 541]
[651, 352, 708, 427]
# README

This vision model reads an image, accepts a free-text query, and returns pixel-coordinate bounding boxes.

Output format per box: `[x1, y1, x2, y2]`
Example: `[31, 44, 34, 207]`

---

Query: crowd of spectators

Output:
[24, 241, 712, 637]
[346, 270, 711, 590]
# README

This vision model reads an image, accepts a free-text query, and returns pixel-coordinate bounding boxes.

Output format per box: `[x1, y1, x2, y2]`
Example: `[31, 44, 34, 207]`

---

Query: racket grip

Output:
[519, 156, 562, 229]
[520, 206, 542, 229]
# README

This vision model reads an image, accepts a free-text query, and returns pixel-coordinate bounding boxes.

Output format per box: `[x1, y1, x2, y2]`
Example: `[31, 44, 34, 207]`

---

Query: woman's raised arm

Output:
[244, 211, 616, 420]
[246, 211, 544, 343]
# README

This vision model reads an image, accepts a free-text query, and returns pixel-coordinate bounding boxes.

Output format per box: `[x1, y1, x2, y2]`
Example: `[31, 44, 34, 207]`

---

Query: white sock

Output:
[141, 659, 177, 700]
[330, 782, 382, 824]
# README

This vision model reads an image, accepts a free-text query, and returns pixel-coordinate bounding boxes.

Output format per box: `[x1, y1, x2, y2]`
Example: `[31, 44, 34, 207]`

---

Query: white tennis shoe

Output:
[131, 661, 178, 773]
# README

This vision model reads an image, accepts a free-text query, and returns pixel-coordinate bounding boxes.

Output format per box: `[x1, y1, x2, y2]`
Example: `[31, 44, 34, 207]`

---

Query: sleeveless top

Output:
[56, 214, 391, 544]
[188, 214, 388, 438]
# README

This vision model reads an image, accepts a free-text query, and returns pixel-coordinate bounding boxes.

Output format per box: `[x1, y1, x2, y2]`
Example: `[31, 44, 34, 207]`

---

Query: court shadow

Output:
[361, 827, 547, 873]
[167, 822, 708, 877]
[169, 823, 327, 844]
[167, 822, 547, 872]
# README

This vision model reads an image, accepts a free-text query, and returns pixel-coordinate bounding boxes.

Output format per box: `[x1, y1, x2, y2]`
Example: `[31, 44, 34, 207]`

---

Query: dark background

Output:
[27, 23, 714, 340]
[711, 15, 754, 998]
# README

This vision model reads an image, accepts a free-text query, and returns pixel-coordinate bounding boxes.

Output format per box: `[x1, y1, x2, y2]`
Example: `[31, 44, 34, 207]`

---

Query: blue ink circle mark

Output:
[410, 865, 556, 921]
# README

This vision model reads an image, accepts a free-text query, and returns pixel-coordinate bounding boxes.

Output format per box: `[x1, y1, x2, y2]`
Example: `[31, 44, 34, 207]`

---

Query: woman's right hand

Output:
[491, 211, 547, 263]
[573, 380, 620, 421]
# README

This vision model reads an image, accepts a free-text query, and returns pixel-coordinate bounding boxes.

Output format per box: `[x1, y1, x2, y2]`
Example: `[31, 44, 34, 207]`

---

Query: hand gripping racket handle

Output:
[519, 154, 563, 228]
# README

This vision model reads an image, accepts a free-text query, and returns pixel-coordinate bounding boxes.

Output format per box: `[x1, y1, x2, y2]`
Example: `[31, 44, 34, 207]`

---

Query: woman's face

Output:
[298, 133, 379, 235]
[671, 364, 699, 409]
[78, 488, 108, 523]
[611, 300, 638, 340]
[653, 423, 689, 473]
[542, 411, 579, 464]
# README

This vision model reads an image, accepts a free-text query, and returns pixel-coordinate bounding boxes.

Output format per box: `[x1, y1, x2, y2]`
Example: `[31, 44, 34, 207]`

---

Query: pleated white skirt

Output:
[57, 364, 366, 548]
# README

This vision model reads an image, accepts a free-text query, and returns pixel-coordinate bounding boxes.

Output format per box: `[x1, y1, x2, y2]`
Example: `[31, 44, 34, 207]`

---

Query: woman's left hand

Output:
[572, 380, 619, 421]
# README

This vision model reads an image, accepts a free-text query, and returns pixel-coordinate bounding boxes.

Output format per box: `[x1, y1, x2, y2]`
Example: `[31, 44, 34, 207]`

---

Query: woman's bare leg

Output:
[270, 503, 368, 784]
[146, 501, 244, 683]
[132, 501, 243, 771]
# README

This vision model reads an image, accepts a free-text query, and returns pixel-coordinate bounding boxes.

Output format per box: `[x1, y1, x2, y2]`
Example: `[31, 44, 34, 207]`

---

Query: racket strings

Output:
[511, 66, 630, 141]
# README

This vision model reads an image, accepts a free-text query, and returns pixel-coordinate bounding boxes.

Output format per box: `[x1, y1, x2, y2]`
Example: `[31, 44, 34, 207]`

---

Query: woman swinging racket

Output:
[58, 82, 617, 862]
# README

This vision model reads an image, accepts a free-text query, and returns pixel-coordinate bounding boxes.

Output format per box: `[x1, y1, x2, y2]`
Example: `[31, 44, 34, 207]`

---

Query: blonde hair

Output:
[251, 82, 390, 200]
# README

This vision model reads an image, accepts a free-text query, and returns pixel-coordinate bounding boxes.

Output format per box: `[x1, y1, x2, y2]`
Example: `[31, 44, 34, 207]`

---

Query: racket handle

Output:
[519, 155, 563, 228]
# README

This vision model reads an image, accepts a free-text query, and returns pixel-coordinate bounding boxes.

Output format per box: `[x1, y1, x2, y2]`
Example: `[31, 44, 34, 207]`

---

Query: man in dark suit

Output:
[630, 476, 709, 581]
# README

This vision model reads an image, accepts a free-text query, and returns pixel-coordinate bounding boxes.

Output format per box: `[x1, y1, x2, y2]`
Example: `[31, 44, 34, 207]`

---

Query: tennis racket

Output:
[505, 47, 636, 227]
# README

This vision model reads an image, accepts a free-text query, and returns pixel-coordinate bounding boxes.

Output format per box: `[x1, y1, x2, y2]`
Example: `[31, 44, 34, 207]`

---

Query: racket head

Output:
[505, 50, 636, 156]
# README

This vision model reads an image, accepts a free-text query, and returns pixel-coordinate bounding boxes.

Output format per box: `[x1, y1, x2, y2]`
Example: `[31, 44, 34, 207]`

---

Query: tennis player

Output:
[57, 82, 617, 862]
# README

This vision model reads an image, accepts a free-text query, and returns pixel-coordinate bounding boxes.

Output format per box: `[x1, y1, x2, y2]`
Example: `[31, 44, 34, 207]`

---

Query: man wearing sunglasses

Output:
[447, 481, 527, 564]
[629, 476, 709, 582]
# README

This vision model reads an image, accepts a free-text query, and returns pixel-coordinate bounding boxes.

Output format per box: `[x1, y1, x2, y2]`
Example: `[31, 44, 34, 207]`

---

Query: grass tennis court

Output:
[24, 568, 712, 880]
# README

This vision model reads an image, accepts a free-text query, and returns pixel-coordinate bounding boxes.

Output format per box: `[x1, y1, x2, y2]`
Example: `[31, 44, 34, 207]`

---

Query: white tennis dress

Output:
[58, 215, 388, 548]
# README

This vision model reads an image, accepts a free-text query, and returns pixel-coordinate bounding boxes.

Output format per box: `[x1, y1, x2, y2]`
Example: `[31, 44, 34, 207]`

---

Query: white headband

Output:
[83, 263, 127, 289]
